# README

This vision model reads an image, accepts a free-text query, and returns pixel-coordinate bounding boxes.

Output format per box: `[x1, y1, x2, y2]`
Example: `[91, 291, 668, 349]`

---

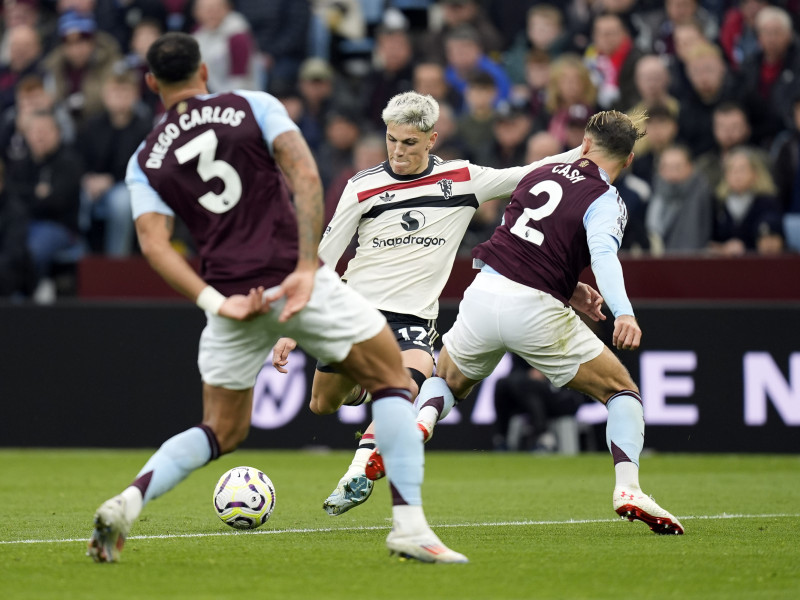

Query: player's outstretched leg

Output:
[371, 388, 468, 563]
[365, 377, 457, 481]
[323, 431, 376, 516]
[606, 391, 684, 535]
[87, 424, 221, 561]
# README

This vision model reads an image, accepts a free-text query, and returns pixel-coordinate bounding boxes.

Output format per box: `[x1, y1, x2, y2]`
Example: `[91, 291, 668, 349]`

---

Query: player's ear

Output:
[427, 131, 438, 150]
[623, 151, 634, 169]
[199, 62, 209, 84]
[581, 135, 591, 155]
[144, 72, 159, 95]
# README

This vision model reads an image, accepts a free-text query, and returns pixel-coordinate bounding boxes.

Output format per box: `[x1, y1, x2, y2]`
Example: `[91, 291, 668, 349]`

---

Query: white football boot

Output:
[87, 495, 132, 562]
[322, 475, 374, 516]
[613, 487, 684, 535]
[386, 528, 469, 563]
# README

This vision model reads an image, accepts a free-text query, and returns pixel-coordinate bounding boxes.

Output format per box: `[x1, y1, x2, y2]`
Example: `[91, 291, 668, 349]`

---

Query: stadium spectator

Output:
[719, 0, 769, 70]
[417, 0, 505, 65]
[636, 0, 719, 57]
[295, 57, 338, 153]
[631, 103, 679, 187]
[41, 10, 121, 125]
[429, 101, 472, 161]
[78, 70, 151, 256]
[415, 108, 685, 535]
[323, 133, 386, 225]
[123, 18, 164, 116]
[646, 144, 713, 254]
[361, 24, 415, 130]
[88, 32, 466, 565]
[236, 0, 310, 94]
[456, 70, 498, 161]
[0, 24, 44, 112]
[584, 13, 644, 109]
[695, 102, 756, 191]
[503, 4, 574, 85]
[709, 146, 784, 256]
[739, 6, 800, 148]
[677, 42, 739, 156]
[191, 0, 258, 93]
[0, 159, 33, 298]
[629, 54, 679, 116]
[412, 61, 460, 109]
[443, 25, 512, 113]
[525, 130, 562, 162]
[543, 53, 598, 148]
[5, 110, 83, 297]
[771, 94, 800, 216]
[0, 74, 75, 164]
[315, 107, 363, 190]
[667, 20, 711, 100]
[518, 49, 552, 129]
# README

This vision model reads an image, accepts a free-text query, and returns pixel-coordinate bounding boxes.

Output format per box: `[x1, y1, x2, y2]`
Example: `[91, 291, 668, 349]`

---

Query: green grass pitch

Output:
[1, 449, 798, 600]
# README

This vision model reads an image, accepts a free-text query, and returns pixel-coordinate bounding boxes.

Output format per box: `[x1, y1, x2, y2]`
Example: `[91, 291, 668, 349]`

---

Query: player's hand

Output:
[612, 314, 641, 350]
[569, 282, 606, 322]
[218, 287, 269, 321]
[272, 337, 297, 373]
[263, 267, 315, 323]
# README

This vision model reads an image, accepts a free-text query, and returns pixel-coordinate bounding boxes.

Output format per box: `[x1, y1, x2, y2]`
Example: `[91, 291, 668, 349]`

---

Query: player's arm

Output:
[264, 129, 324, 322]
[584, 193, 641, 351]
[318, 180, 362, 267]
[135, 212, 266, 320]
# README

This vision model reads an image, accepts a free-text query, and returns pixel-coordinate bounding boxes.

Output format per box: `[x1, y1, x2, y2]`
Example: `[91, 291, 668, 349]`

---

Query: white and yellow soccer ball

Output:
[212, 466, 276, 529]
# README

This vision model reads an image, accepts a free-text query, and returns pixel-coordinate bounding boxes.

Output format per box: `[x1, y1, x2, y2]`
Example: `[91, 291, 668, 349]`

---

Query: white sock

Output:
[120, 486, 143, 523]
[392, 504, 430, 535]
[615, 461, 641, 490]
[343, 433, 376, 479]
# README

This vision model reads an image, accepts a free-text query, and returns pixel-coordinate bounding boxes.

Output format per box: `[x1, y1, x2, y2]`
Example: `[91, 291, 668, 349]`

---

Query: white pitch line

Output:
[1, 513, 797, 546]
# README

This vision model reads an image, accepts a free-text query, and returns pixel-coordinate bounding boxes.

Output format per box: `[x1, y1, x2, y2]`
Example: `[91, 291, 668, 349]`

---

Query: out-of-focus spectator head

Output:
[592, 13, 630, 57]
[58, 11, 97, 69]
[413, 62, 448, 101]
[673, 21, 707, 62]
[525, 49, 551, 90]
[433, 101, 457, 141]
[297, 57, 334, 105]
[57, 0, 95, 12]
[685, 43, 726, 101]
[755, 6, 793, 62]
[645, 104, 678, 152]
[634, 55, 670, 104]
[526, 4, 563, 52]
[463, 70, 496, 114]
[22, 110, 61, 160]
[525, 131, 562, 163]
[374, 24, 413, 73]
[546, 54, 596, 112]
[353, 134, 386, 171]
[130, 18, 163, 59]
[740, 0, 768, 24]
[565, 103, 591, 148]
[493, 101, 532, 149]
[658, 144, 694, 183]
[439, 0, 479, 27]
[720, 146, 775, 196]
[666, 0, 699, 25]
[324, 108, 361, 151]
[7, 24, 41, 72]
[274, 85, 303, 123]
[101, 70, 140, 116]
[3, 0, 40, 29]
[193, 0, 231, 32]
[601, 0, 637, 12]
[713, 102, 750, 151]
[444, 25, 483, 73]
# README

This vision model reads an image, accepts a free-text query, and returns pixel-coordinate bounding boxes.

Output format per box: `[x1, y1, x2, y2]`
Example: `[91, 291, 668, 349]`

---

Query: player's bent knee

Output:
[212, 423, 249, 455]
[309, 394, 338, 416]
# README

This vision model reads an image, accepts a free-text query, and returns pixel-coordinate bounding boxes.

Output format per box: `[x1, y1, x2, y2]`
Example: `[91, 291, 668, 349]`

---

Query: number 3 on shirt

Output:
[509, 180, 563, 245]
[175, 129, 242, 214]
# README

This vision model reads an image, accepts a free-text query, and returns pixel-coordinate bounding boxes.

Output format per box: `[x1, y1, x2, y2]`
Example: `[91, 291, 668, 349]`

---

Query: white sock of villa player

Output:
[120, 424, 220, 523]
[415, 377, 457, 440]
[605, 391, 645, 489]
[370, 388, 424, 524]
[343, 432, 376, 479]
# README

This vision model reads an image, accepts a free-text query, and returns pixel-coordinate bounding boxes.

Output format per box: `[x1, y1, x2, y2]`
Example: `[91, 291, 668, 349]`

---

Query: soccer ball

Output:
[212, 466, 276, 530]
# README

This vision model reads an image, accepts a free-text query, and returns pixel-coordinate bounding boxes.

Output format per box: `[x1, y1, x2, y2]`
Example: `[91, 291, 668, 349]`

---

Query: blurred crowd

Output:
[2, 0, 800, 302]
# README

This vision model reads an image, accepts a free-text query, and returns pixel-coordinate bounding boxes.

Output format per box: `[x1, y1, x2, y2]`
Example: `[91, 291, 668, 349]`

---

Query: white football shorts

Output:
[198, 265, 386, 389]
[442, 271, 604, 388]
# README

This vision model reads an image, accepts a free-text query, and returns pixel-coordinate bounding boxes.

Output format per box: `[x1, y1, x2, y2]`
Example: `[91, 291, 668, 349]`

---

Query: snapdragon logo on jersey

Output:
[372, 210, 446, 248]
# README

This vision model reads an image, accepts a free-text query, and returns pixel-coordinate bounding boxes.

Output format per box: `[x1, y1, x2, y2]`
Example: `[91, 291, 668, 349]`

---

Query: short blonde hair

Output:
[717, 146, 777, 198]
[585, 108, 647, 160]
[381, 91, 440, 132]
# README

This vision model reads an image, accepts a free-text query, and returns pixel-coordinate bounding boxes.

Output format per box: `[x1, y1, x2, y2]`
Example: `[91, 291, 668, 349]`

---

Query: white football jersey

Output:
[319, 148, 582, 320]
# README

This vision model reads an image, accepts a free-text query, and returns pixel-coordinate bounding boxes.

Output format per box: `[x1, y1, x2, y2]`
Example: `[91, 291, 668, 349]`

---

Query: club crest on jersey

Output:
[379, 191, 395, 202]
[579, 160, 589, 167]
[437, 178, 454, 199]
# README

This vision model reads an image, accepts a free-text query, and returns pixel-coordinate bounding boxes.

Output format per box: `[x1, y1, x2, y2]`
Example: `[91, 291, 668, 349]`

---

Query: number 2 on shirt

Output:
[509, 180, 563, 245]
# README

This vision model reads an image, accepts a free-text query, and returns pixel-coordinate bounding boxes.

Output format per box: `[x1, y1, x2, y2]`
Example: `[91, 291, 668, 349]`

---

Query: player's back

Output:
[474, 159, 616, 306]
[132, 91, 298, 295]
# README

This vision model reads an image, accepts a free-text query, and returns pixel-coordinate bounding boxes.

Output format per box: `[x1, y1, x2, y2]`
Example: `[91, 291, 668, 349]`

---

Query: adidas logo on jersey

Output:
[379, 192, 395, 202]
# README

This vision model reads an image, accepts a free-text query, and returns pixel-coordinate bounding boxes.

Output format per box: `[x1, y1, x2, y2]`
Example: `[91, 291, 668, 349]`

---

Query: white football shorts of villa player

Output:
[318, 147, 582, 328]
